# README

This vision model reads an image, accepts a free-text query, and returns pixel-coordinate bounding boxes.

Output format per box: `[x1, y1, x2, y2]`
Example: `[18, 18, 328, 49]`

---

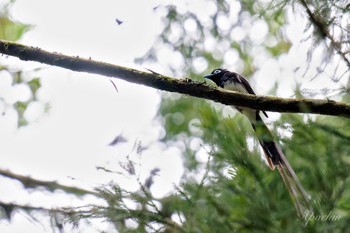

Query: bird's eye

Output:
[213, 69, 221, 74]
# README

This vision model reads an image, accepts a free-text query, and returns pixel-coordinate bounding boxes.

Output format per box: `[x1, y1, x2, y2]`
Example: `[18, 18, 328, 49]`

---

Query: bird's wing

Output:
[235, 73, 269, 118]
[235, 74, 256, 95]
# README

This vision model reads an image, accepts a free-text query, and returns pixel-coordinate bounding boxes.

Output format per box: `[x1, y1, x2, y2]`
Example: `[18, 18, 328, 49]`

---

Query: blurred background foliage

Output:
[132, 0, 350, 232]
[0, 1, 30, 41]
[0, 1, 46, 127]
[1, 0, 350, 232]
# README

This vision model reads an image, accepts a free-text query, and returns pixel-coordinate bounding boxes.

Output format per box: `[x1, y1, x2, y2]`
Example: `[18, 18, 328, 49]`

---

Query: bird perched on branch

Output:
[204, 68, 311, 216]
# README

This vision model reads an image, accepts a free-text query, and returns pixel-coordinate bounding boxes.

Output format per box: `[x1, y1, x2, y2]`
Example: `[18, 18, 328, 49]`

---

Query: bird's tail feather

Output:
[252, 119, 312, 216]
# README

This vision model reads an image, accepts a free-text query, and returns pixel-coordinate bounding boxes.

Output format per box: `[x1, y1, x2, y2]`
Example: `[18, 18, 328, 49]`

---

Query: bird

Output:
[115, 18, 124, 25]
[204, 68, 311, 216]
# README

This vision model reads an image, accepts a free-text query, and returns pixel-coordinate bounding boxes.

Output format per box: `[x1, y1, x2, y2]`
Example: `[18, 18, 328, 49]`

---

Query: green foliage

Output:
[174, 109, 350, 232]
[77, 109, 350, 232]
[0, 69, 45, 126]
[286, 0, 350, 76]
[0, 1, 31, 41]
[0, 2, 43, 127]
[67, 100, 350, 229]
[159, 96, 209, 140]
[0, 16, 30, 41]
[137, 0, 291, 77]
[118, 0, 350, 232]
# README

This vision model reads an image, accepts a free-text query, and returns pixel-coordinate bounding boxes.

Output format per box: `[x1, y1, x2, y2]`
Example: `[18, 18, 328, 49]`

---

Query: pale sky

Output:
[0, 0, 184, 232]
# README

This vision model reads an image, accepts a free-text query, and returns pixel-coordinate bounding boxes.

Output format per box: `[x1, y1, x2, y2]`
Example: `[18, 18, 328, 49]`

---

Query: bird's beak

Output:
[204, 74, 214, 79]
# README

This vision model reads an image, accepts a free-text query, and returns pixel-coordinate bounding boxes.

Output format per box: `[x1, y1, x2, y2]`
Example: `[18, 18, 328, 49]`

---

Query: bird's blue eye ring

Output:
[213, 69, 221, 74]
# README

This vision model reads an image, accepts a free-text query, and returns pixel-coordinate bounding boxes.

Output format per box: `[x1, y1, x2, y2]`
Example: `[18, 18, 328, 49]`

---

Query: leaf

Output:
[0, 16, 31, 41]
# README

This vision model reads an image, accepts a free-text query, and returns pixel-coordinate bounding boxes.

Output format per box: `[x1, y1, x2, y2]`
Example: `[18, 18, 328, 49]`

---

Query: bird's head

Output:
[204, 68, 228, 86]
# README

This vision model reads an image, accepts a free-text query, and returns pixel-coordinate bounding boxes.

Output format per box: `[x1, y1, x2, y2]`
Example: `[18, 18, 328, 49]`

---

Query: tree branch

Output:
[1, 39, 350, 117]
[299, 0, 350, 69]
[0, 169, 97, 196]
[0, 200, 77, 218]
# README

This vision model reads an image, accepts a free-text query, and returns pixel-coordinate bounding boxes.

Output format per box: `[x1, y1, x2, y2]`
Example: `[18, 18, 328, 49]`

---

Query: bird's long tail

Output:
[252, 118, 312, 216]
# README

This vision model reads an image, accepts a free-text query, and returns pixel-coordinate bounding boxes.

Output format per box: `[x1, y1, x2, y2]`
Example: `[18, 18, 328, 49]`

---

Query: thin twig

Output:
[299, 0, 350, 68]
[0, 169, 97, 196]
[109, 79, 119, 93]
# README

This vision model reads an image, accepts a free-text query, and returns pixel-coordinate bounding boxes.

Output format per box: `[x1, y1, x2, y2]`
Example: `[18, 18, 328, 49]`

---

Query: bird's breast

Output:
[223, 81, 257, 123]
[223, 81, 249, 94]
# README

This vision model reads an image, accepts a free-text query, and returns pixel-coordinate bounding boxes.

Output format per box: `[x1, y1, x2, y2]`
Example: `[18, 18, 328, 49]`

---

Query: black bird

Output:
[115, 18, 124, 25]
[204, 68, 311, 216]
